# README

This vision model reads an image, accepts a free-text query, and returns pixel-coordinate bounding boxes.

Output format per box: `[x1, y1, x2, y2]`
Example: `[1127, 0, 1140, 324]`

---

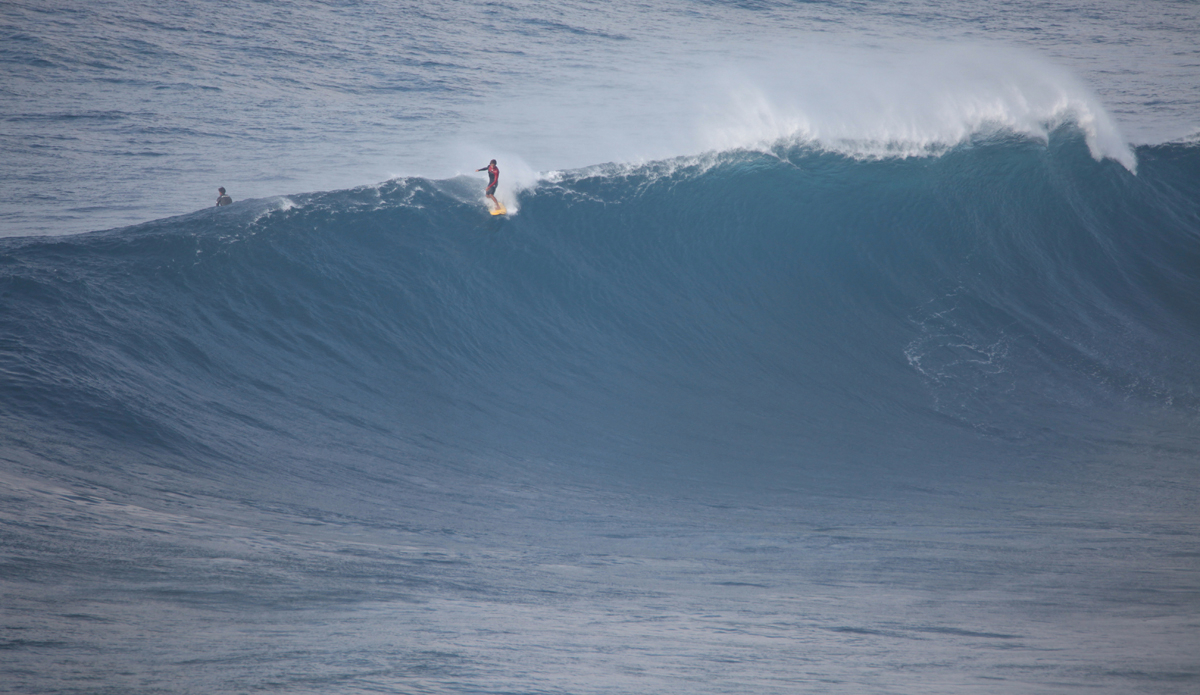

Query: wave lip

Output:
[697, 44, 1137, 171]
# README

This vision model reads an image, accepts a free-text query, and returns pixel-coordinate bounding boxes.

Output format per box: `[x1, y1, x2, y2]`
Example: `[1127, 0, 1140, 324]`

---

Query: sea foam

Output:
[693, 44, 1137, 171]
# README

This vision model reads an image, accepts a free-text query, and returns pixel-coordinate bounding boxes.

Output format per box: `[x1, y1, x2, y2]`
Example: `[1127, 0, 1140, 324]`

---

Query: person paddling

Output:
[476, 160, 499, 210]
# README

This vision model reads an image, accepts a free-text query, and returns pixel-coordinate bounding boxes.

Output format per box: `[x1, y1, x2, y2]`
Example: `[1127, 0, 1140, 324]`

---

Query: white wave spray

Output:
[695, 44, 1137, 171]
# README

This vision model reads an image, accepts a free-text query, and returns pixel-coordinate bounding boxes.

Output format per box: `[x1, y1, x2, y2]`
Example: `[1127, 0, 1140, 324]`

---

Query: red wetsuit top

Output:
[478, 163, 499, 193]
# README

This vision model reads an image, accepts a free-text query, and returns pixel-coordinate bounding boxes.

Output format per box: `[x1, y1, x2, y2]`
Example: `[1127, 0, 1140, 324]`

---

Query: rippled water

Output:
[2, 0, 1197, 236]
[2, 2, 1199, 694]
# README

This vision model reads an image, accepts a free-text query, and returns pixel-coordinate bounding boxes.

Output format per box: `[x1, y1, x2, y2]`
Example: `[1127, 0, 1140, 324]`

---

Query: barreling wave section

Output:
[1, 128, 1198, 489]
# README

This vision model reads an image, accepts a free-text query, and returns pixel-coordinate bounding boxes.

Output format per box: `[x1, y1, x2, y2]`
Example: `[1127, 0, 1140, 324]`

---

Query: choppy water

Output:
[3, 0, 1199, 237]
[2, 1, 1199, 693]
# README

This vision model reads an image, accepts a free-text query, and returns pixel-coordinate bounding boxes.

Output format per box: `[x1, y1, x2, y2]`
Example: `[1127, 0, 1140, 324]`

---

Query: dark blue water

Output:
[4, 0, 1200, 691]
[5, 131, 1198, 474]
[2, 129, 1198, 692]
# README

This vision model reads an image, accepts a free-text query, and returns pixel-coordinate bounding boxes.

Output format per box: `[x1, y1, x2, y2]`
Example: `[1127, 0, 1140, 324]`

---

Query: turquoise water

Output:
[2, 0, 1197, 236]
[2, 1, 1199, 693]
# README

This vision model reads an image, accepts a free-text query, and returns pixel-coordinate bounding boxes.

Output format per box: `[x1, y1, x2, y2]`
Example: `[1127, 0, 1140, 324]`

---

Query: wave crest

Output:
[696, 44, 1137, 171]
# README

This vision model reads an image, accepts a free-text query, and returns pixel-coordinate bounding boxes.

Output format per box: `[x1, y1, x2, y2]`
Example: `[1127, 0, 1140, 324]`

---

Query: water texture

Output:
[1, 1, 1199, 693]
[2, 0, 1198, 236]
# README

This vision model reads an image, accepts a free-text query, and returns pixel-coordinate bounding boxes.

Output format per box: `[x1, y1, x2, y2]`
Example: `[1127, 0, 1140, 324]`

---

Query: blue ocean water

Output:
[3, 1, 1200, 693]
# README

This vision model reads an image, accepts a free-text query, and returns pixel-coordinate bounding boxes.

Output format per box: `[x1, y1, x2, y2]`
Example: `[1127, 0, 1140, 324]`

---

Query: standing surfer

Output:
[477, 160, 499, 211]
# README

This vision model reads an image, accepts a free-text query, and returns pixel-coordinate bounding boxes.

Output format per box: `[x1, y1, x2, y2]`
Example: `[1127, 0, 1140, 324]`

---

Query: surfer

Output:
[476, 160, 499, 210]
[215, 187, 232, 206]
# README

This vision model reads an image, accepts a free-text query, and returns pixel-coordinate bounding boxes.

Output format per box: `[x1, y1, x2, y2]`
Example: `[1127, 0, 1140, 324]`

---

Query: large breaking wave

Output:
[2, 129, 1198, 496]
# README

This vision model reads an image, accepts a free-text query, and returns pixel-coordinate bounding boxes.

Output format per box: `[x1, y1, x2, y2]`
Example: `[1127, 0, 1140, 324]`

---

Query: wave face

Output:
[4, 128, 1200, 695]
[2, 131, 1199, 494]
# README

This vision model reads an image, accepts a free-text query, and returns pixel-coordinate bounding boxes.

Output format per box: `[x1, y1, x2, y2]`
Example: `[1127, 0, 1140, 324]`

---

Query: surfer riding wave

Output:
[477, 159, 500, 211]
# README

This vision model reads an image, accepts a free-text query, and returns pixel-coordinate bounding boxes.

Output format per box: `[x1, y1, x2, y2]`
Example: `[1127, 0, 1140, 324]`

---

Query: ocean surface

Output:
[2, 1, 1199, 693]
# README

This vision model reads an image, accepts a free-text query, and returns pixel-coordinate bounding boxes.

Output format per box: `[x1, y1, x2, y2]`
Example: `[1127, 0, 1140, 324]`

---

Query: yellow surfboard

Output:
[490, 205, 507, 216]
